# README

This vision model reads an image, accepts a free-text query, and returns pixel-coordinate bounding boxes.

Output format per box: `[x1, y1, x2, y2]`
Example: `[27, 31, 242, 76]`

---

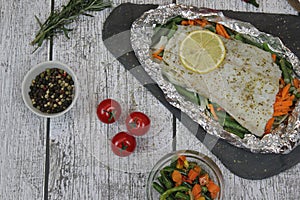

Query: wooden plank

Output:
[175, 0, 300, 200]
[177, 0, 298, 15]
[0, 0, 49, 199]
[48, 0, 173, 199]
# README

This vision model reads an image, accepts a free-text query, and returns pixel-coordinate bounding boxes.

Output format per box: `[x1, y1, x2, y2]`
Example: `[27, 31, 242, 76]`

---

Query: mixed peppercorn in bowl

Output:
[22, 61, 78, 117]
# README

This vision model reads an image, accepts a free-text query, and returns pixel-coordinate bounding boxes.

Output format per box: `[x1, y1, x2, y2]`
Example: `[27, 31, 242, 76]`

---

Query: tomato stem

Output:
[103, 110, 116, 122]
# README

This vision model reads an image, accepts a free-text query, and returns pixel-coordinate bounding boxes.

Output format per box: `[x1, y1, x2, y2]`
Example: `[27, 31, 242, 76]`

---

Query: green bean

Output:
[160, 186, 190, 200]
[153, 182, 166, 194]
[161, 166, 176, 173]
[174, 192, 190, 200]
[279, 58, 292, 84]
[181, 181, 193, 189]
[262, 42, 275, 54]
[166, 15, 186, 24]
[160, 171, 174, 189]
[174, 85, 200, 106]
[167, 22, 178, 39]
[234, 33, 263, 49]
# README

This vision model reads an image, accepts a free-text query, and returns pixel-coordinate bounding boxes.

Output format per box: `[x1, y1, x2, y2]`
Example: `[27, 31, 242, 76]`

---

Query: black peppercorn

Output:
[29, 68, 75, 114]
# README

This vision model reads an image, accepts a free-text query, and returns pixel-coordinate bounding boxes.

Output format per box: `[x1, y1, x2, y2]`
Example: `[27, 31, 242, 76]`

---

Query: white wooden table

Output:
[1, 0, 299, 199]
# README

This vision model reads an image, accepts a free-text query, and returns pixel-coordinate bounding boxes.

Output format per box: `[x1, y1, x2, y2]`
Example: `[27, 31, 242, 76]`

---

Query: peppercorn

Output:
[29, 68, 75, 114]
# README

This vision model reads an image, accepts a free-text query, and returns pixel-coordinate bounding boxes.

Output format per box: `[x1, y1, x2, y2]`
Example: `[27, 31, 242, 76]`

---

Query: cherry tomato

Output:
[97, 99, 121, 124]
[111, 132, 136, 157]
[125, 111, 151, 136]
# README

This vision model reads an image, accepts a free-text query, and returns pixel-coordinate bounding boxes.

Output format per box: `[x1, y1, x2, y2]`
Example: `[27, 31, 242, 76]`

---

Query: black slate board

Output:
[102, 3, 300, 180]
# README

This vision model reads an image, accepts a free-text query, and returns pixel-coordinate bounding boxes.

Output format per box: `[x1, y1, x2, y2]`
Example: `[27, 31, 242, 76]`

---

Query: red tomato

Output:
[111, 132, 136, 157]
[125, 111, 151, 136]
[97, 99, 121, 124]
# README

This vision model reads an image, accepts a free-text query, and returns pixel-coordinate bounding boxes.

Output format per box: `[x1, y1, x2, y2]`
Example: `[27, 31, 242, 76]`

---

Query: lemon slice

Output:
[179, 30, 226, 74]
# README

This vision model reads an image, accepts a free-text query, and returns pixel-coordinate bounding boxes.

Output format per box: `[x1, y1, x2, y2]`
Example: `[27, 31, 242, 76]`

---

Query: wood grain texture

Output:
[0, 1, 49, 200]
[48, 0, 173, 199]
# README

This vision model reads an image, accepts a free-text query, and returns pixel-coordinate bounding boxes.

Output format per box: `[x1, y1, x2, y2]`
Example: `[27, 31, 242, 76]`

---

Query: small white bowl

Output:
[22, 61, 79, 118]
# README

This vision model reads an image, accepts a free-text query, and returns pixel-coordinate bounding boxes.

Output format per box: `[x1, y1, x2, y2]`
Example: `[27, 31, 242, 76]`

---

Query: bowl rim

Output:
[21, 60, 79, 118]
[146, 149, 224, 200]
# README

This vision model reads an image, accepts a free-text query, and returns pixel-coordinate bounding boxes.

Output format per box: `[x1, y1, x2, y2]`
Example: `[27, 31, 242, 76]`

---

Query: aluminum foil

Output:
[130, 4, 300, 154]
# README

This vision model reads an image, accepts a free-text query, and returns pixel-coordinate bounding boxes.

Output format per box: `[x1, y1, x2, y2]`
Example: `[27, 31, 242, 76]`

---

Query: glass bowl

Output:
[146, 150, 224, 200]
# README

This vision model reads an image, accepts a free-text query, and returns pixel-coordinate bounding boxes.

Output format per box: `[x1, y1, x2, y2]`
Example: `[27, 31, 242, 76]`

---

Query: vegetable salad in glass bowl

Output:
[147, 150, 224, 200]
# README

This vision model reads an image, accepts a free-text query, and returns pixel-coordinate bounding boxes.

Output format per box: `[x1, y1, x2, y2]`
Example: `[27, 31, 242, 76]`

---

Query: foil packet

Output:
[130, 4, 300, 154]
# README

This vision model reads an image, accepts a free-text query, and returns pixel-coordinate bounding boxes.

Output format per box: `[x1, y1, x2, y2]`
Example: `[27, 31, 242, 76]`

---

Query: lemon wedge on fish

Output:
[179, 30, 226, 74]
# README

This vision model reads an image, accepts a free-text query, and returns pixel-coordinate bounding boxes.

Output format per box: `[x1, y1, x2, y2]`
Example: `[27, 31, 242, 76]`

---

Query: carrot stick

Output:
[272, 54, 277, 62]
[265, 117, 275, 134]
[194, 19, 209, 27]
[208, 104, 218, 121]
[181, 20, 189, 25]
[152, 54, 162, 60]
[293, 78, 300, 89]
[274, 101, 293, 107]
[281, 83, 291, 98]
[216, 24, 230, 39]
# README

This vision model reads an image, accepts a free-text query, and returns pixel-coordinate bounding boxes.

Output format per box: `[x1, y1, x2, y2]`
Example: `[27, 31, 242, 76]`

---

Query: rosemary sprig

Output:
[31, 0, 112, 52]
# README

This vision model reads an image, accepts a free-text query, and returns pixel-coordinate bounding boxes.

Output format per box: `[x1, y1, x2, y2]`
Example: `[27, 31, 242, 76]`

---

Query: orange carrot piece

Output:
[274, 101, 293, 107]
[172, 170, 182, 186]
[207, 180, 220, 198]
[192, 184, 202, 197]
[271, 54, 277, 62]
[182, 176, 193, 184]
[273, 110, 290, 117]
[152, 47, 164, 61]
[293, 78, 300, 89]
[194, 19, 209, 27]
[208, 104, 218, 121]
[188, 169, 199, 181]
[265, 117, 275, 134]
[152, 54, 163, 60]
[187, 20, 194, 25]
[181, 20, 189, 25]
[281, 83, 291, 98]
[193, 165, 201, 174]
[153, 47, 164, 55]
[216, 24, 230, 39]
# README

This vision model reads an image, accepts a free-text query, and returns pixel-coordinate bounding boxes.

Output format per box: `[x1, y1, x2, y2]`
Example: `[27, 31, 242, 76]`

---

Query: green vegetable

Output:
[234, 33, 263, 49]
[151, 16, 185, 47]
[174, 85, 200, 106]
[31, 0, 111, 52]
[279, 58, 292, 84]
[160, 171, 174, 189]
[174, 192, 190, 200]
[153, 182, 165, 194]
[160, 186, 190, 200]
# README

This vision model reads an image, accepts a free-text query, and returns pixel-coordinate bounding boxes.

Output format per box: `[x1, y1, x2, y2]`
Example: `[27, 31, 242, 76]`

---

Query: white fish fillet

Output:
[162, 26, 281, 136]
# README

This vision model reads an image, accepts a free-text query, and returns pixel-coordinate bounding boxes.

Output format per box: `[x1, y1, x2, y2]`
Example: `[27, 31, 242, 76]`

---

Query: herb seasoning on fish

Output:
[29, 68, 75, 114]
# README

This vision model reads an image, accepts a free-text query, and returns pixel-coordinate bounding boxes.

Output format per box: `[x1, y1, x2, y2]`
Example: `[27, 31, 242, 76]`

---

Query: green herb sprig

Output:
[31, 0, 112, 52]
